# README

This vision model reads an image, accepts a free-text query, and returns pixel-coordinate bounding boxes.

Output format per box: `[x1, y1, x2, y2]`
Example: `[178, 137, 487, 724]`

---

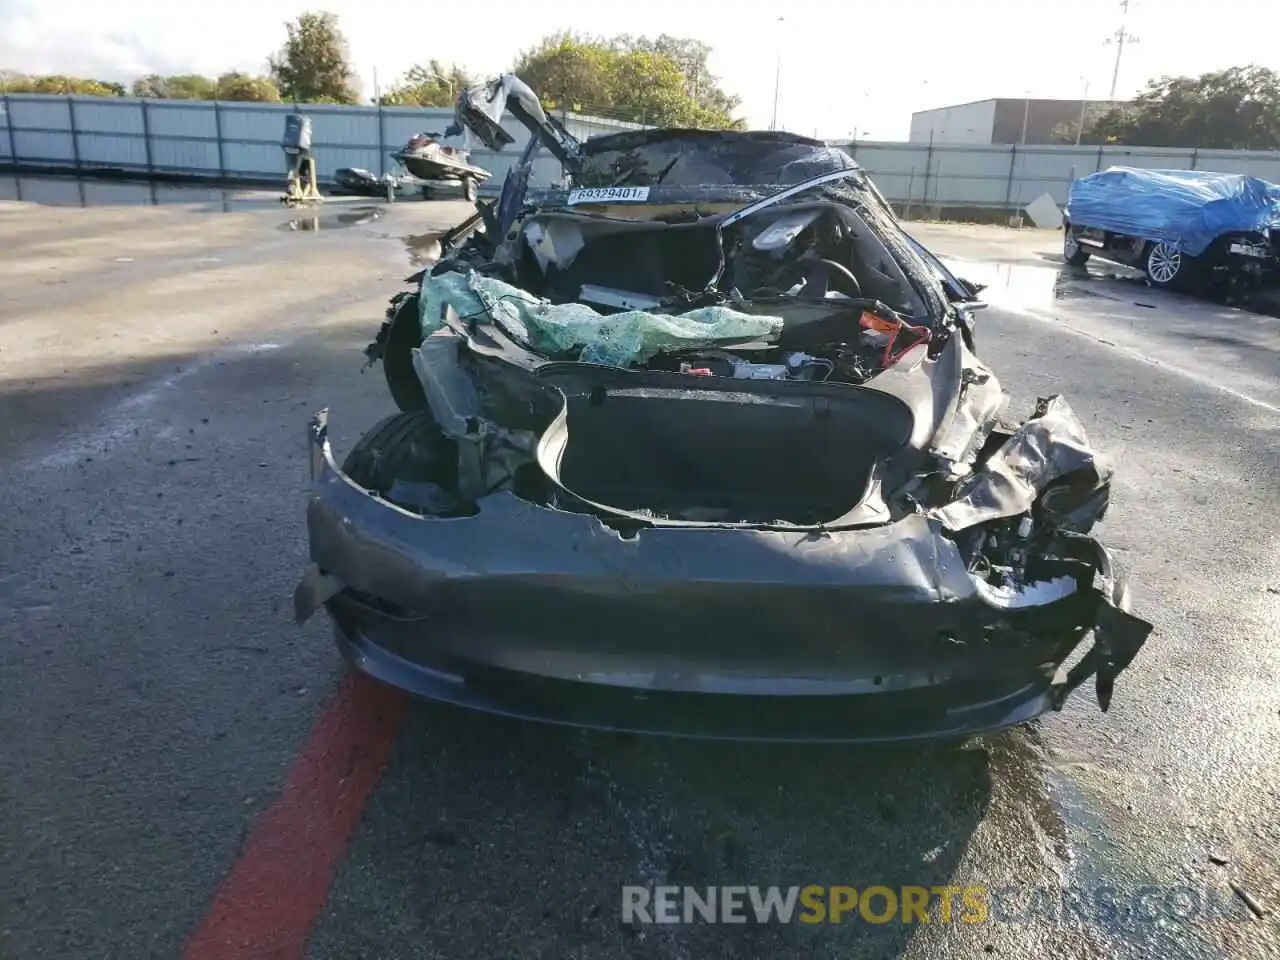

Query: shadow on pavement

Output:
[313, 700, 999, 960]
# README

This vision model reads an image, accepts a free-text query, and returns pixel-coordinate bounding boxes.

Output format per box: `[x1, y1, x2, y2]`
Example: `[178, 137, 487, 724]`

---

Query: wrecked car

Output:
[1064, 166, 1280, 299]
[293, 75, 1153, 742]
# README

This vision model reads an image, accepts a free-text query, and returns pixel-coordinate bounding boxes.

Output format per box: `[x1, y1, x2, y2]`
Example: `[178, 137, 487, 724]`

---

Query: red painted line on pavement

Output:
[183, 672, 408, 960]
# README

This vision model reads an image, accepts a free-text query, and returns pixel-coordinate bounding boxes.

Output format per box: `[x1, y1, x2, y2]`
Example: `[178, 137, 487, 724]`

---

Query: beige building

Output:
[909, 98, 1130, 146]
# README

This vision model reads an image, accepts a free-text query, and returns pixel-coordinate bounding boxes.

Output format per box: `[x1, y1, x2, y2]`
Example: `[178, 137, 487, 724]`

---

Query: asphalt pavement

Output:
[0, 185, 1276, 960]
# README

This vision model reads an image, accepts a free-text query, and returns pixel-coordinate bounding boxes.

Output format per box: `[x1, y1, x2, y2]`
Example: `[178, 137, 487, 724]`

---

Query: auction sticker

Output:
[566, 186, 651, 204]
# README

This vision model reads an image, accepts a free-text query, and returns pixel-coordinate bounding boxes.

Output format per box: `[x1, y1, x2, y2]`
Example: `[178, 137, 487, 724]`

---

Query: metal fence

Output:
[839, 139, 1280, 218]
[5, 93, 1280, 214]
[0, 93, 643, 194]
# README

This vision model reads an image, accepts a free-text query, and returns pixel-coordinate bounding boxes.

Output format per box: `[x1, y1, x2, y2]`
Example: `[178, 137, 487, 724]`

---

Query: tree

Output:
[131, 74, 217, 99]
[1049, 103, 1122, 144]
[378, 61, 471, 106]
[1078, 65, 1280, 149]
[216, 72, 281, 102]
[269, 11, 358, 104]
[510, 32, 743, 129]
[4, 74, 124, 96]
[611, 34, 741, 126]
[512, 32, 616, 116]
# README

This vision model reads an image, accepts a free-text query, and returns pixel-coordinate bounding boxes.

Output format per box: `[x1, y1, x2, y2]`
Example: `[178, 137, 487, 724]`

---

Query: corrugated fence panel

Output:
[1098, 146, 1195, 170]
[1019, 148, 1102, 183]
[845, 143, 929, 176]
[1191, 150, 1280, 179]
[931, 148, 1011, 205]
[70, 98, 143, 134]
[150, 138, 221, 174]
[9, 96, 1280, 210]
[8, 96, 73, 133]
[146, 101, 218, 138]
[13, 130, 75, 164]
[310, 109, 380, 149]
[217, 104, 292, 146]
[0, 100, 11, 160]
[312, 147, 383, 180]
[78, 135, 149, 168]
[220, 141, 281, 178]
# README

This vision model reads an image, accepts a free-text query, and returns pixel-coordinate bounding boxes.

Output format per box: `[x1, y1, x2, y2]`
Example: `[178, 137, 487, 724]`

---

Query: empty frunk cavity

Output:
[545, 386, 912, 525]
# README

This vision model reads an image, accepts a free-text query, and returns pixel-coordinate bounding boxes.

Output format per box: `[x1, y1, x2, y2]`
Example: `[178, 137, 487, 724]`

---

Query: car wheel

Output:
[382, 295, 429, 413]
[341, 411, 454, 494]
[1144, 241, 1186, 288]
[1063, 229, 1090, 266]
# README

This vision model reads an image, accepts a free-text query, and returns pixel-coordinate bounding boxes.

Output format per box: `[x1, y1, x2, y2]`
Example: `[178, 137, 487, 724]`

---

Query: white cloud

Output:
[3, 0, 1279, 139]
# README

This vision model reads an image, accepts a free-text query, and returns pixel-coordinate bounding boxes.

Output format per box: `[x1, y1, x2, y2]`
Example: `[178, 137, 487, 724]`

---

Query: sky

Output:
[2, 0, 1277, 141]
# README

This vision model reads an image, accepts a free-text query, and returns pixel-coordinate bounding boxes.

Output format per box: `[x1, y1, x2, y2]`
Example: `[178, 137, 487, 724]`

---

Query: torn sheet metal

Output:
[928, 347, 1007, 473]
[930, 395, 1110, 532]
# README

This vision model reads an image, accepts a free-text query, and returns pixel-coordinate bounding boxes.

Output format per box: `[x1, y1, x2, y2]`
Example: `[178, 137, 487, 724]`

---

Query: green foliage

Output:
[2, 73, 125, 96]
[0, 27, 748, 130]
[3, 70, 278, 102]
[269, 10, 358, 104]
[215, 72, 282, 102]
[612, 34, 742, 127]
[511, 32, 744, 129]
[132, 74, 216, 99]
[1049, 103, 1119, 144]
[378, 61, 472, 107]
[1078, 65, 1280, 149]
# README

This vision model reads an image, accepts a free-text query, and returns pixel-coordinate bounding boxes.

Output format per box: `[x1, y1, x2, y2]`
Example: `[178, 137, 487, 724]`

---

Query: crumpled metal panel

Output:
[930, 395, 1110, 532]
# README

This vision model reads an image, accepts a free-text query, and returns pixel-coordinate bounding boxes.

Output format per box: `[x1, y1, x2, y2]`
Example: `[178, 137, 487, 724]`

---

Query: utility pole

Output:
[1020, 92, 1031, 144]
[770, 16, 783, 131]
[1105, 0, 1139, 100]
[1075, 78, 1090, 145]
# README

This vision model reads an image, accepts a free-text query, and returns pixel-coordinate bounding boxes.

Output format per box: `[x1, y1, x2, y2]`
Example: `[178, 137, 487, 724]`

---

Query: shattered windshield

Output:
[574, 131, 859, 189]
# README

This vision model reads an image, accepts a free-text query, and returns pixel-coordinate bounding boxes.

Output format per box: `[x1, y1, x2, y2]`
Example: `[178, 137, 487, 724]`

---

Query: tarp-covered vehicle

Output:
[293, 76, 1153, 742]
[1063, 166, 1280, 297]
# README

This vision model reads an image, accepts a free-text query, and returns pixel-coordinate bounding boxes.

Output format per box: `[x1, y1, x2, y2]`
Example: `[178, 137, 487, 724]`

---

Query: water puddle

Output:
[941, 258, 1142, 311]
[945, 256, 1280, 320]
[280, 206, 384, 233]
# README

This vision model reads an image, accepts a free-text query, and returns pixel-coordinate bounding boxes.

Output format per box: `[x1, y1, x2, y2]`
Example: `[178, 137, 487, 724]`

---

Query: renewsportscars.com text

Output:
[621, 885, 1248, 925]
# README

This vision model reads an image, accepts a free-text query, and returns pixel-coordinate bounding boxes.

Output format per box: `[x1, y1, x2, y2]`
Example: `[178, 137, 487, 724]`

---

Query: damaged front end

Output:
[299, 103, 1151, 742]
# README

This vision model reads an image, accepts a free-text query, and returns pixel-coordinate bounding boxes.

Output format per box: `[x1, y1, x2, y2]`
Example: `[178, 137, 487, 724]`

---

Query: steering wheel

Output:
[775, 258, 862, 301]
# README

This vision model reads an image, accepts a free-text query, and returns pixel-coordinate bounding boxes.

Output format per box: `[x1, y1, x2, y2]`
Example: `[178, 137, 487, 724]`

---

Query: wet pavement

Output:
[0, 201, 1276, 959]
[0, 174, 280, 210]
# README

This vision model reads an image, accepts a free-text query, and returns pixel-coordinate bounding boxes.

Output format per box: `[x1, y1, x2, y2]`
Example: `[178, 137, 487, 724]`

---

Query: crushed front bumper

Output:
[295, 410, 1152, 743]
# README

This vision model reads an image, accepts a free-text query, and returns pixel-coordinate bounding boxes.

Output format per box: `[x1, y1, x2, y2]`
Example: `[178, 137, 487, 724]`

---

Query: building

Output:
[909, 98, 1130, 146]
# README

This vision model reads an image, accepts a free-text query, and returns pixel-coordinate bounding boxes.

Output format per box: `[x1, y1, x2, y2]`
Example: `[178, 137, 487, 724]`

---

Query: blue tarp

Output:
[1066, 167, 1280, 257]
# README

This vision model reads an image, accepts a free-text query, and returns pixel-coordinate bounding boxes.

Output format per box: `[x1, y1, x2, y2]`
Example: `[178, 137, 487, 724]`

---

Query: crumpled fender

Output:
[928, 393, 1152, 711]
[931, 394, 1110, 532]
